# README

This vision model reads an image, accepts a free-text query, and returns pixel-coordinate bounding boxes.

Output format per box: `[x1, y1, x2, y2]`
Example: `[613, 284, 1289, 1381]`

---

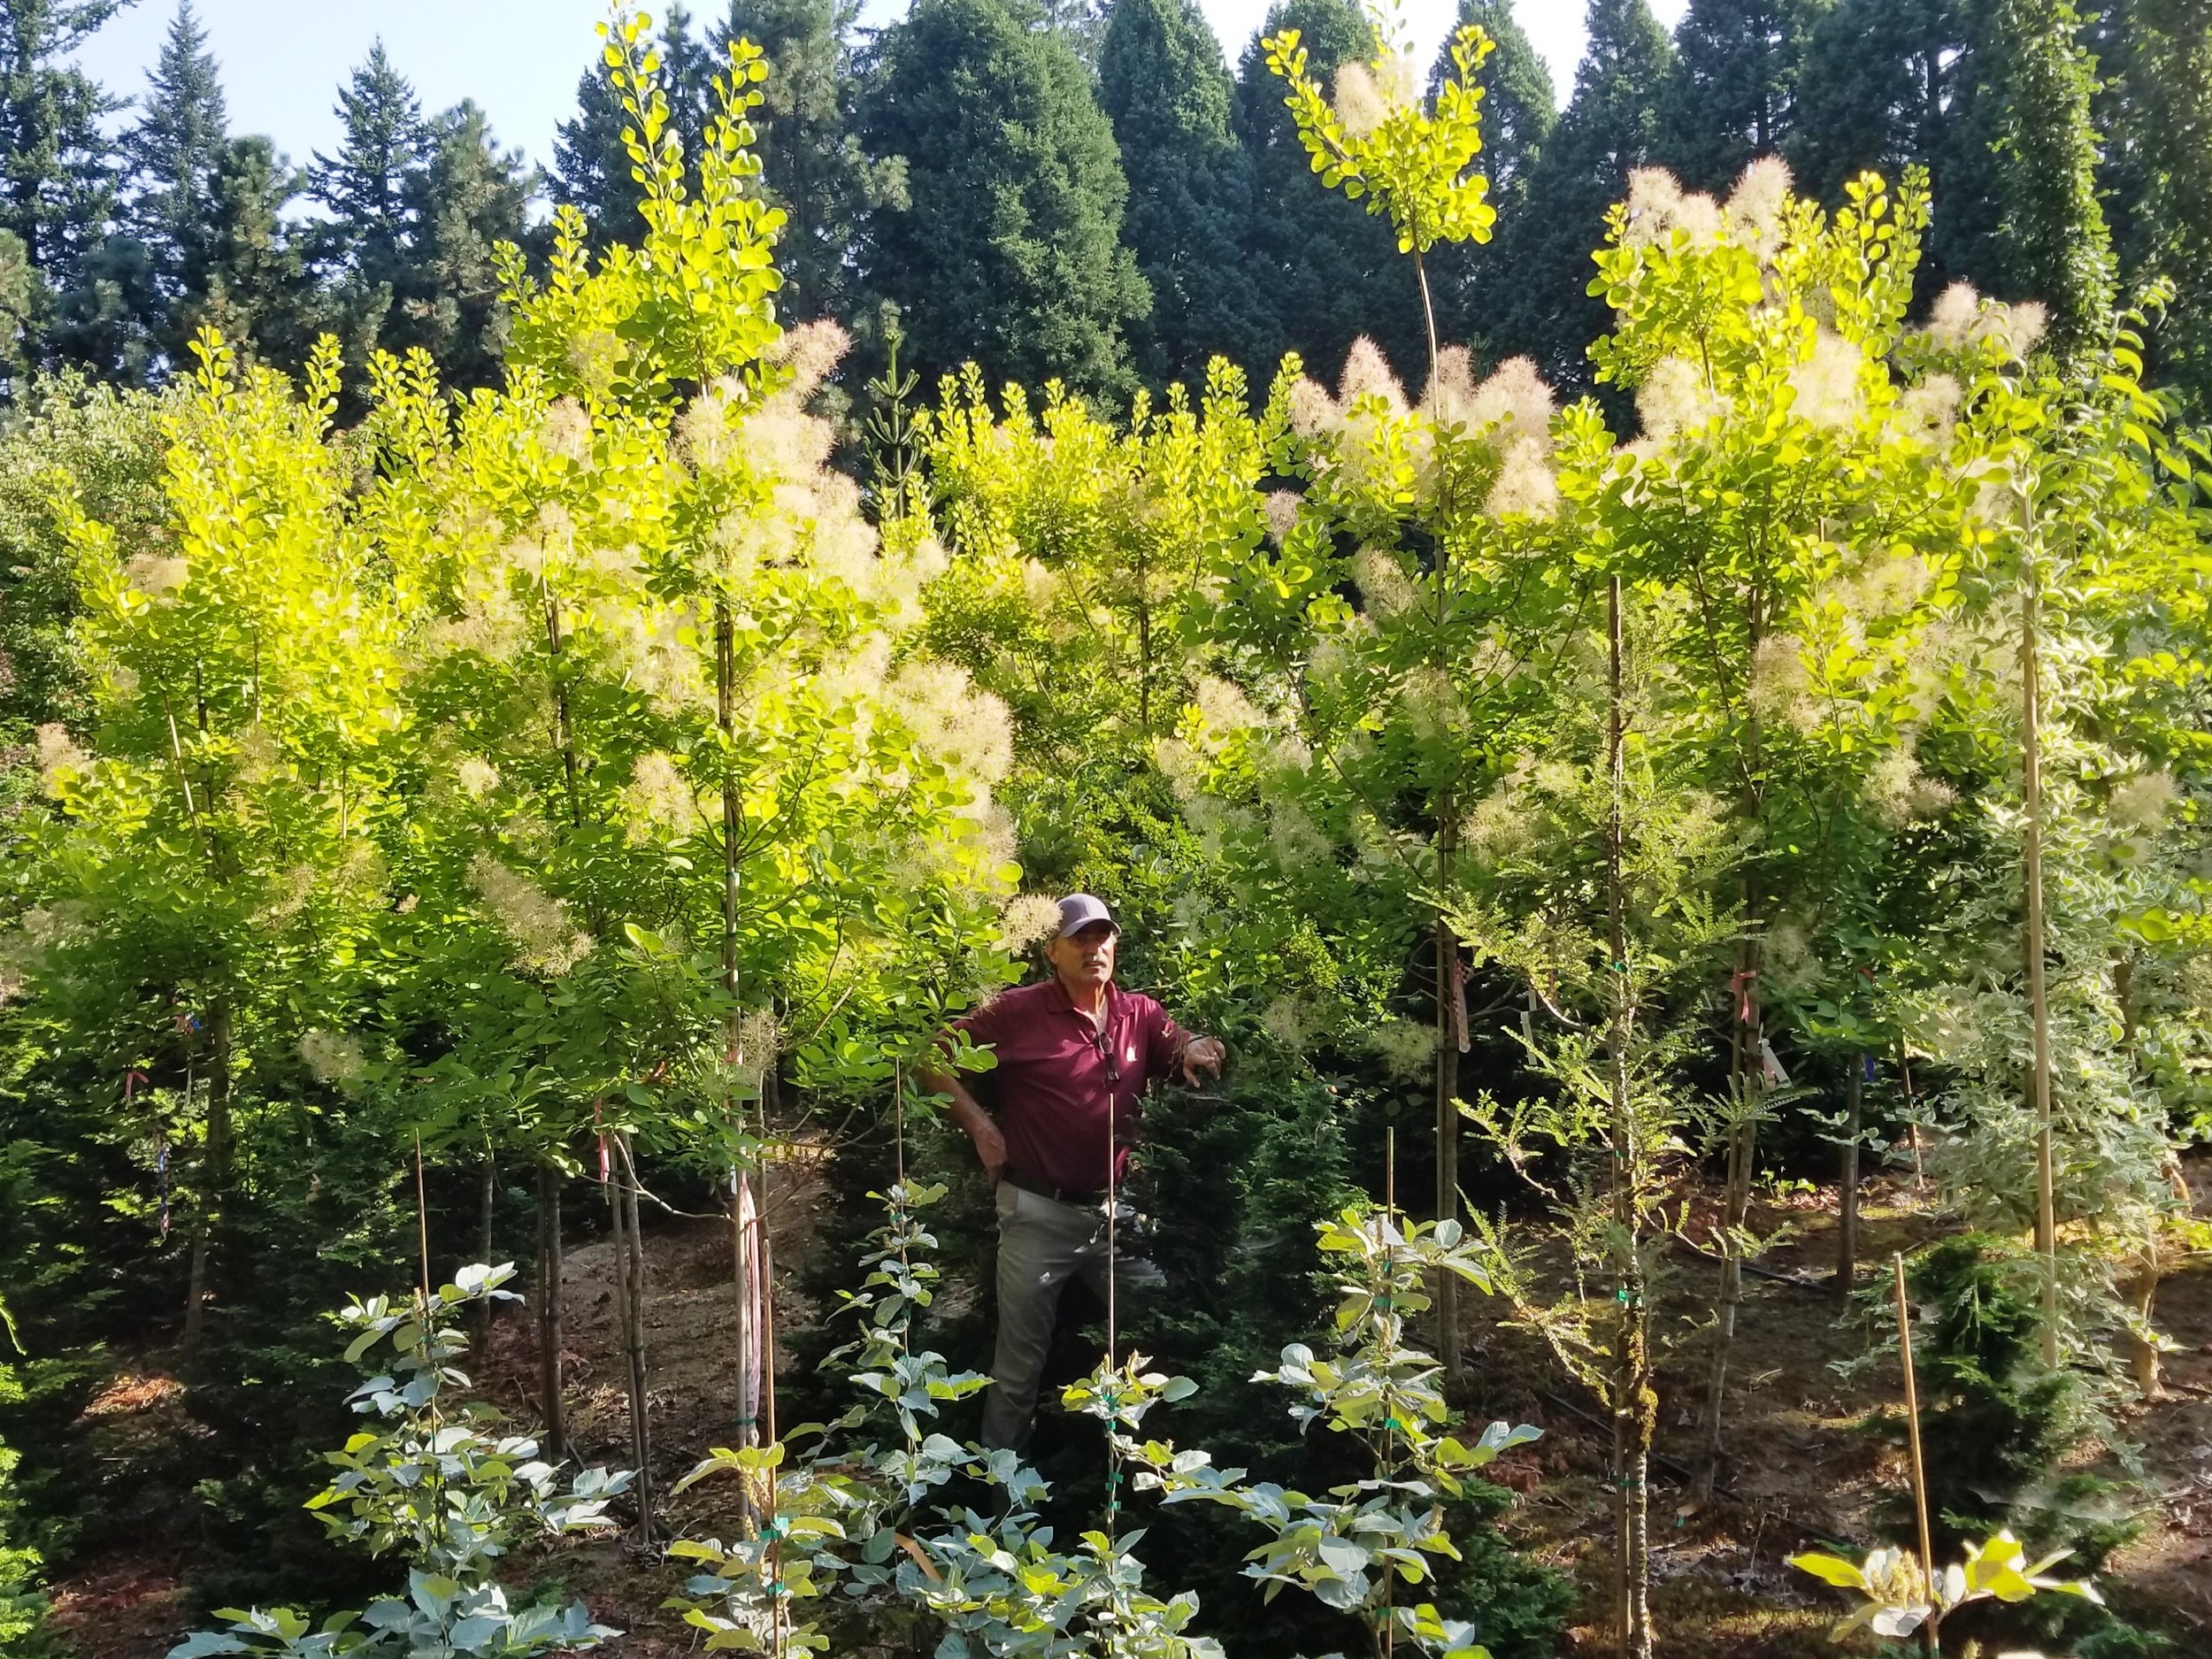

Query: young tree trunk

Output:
[1836, 1056, 1863, 1295]
[180, 997, 231, 1353]
[608, 1137, 654, 1541]
[473, 1148, 496, 1351]
[1606, 577, 1655, 1659]
[1698, 943, 1763, 1498]
[1700, 588, 1768, 1498]
[1435, 912, 1463, 1384]
[536, 1159, 567, 1462]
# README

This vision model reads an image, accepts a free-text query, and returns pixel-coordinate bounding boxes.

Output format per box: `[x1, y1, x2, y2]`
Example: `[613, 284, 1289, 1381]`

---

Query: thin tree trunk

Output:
[609, 1136, 654, 1542]
[180, 999, 231, 1353]
[1436, 912, 1463, 1384]
[1606, 577, 1654, 1659]
[2022, 558, 2059, 1368]
[536, 1159, 567, 1463]
[1836, 1056, 1863, 1295]
[473, 1148, 496, 1351]
[1700, 581, 1768, 1498]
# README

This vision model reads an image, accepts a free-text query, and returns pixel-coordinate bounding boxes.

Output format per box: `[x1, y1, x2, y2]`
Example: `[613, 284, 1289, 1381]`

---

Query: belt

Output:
[1005, 1169, 1109, 1207]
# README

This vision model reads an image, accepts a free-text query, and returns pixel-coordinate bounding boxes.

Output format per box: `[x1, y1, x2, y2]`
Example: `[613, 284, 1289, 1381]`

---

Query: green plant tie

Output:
[1372, 1296, 1394, 1310]
[1386, 1417, 1404, 1432]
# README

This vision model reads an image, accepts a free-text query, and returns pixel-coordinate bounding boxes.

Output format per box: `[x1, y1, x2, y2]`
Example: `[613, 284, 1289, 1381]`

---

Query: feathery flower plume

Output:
[1725, 157, 1791, 255]
[299, 1028, 365, 1085]
[1351, 546, 1417, 617]
[1338, 336, 1407, 412]
[469, 853, 593, 976]
[997, 894, 1064, 952]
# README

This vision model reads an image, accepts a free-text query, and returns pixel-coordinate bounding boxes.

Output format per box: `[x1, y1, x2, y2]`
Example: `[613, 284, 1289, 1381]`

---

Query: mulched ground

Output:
[38, 1153, 2212, 1658]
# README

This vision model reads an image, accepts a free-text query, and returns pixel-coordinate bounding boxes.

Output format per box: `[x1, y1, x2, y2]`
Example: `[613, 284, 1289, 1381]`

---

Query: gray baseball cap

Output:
[1056, 893, 1118, 939]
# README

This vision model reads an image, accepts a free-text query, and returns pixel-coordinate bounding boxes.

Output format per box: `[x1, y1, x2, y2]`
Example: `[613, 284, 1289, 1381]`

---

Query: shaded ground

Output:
[40, 1152, 2212, 1657]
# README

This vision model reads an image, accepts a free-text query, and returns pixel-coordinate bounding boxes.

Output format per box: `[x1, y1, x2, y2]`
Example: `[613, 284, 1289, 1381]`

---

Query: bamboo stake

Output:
[1893, 1253, 1939, 1659]
[2019, 507, 2060, 1369]
[537, 1158, 567, 1463]
[1607, 578, 1655, 1659]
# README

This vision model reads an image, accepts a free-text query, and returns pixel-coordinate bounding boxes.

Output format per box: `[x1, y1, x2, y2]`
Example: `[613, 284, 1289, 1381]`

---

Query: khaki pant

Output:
[979, 1180, 1162, 1450]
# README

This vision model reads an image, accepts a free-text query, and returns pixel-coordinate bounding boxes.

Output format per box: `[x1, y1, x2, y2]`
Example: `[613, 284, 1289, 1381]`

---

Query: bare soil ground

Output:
[41, 1153, 2212, 1658]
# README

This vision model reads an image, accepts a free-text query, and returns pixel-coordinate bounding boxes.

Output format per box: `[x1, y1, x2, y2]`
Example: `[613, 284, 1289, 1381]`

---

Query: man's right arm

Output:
[916, 1054, 1008, 1186]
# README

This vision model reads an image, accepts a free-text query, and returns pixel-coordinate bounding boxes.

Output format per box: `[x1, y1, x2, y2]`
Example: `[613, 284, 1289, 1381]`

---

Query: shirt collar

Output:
[1043, 976, 1118, 1020]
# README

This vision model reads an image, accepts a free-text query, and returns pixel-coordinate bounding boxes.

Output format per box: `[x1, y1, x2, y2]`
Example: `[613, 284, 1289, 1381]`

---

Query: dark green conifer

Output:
[2100, 0, 2212, 408]
[0, 0, 130, 380]
[1659, 0, 1830, 196]
[193, 135, 320, 373]
[860, 0, 1148, 398]
[1425, 0, 1554, 362]
[122, 0, 229, 369]
[1793, 0, 2110, 342]
[552, 54, 638, 249]
[718, 0, 887, 324]
[310, 42, 429, 368]
[1098, 0, 1256, 387]
[1233, 0, 1424, 388]
[1491, 0, 1672, 396]
[397, 102, 540, 391]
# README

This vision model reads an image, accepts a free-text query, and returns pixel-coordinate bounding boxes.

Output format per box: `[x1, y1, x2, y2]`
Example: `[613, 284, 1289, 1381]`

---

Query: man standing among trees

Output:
[921, 894, 1226, 1450]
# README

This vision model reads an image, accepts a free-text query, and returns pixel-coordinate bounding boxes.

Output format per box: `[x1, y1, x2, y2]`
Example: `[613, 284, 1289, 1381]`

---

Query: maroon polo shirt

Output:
[951, 978, 1186, 1194]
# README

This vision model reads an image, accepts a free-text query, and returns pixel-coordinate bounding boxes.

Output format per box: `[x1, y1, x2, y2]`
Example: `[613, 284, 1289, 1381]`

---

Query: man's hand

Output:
[968, 1114, 1009, 1186]
[1178, 1034, 1227, 1086]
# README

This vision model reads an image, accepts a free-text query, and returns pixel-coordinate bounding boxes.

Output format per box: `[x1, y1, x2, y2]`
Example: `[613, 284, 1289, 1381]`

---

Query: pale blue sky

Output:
[69, 1, 1690, 177]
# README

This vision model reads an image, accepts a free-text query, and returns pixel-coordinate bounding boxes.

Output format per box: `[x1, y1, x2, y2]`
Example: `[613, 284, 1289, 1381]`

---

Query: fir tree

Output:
[122, 0, 229, 370]
[1425, 0, 1554, 360]
[718, 0, 886, 324]
[1969, 0, 2112, 351]
[552, 56, 636, 249]
[396, 101, 539, 391]
[1233, 0, 1423, 386]
[1490, 0, 1672, 397]
[860, 0, 1148, 397]
[0, 0, 130, 376]
[1792, 0, 2110, 339]
[310, 42, 428, 371]
[192, 134, 319, 372]
[1658, 0, 1830, 196]
[2105, 0, 2212, 410]
[1097, 0, 1256, 387]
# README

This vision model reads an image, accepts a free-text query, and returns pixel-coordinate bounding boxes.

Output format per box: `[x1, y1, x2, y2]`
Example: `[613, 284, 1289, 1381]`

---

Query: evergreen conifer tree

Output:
[1097, 0, 1256, 387]
[1489, 0, 1671, 396]
[193, 134, 319, 372]
[122, 0, 229, 372]
[1969, 0, 2112, 351]
[552, 55, 639, 250]
[1233, 0, 1424, 387]
[310, 42, 428, 369]
[1792, 0, 2110, 341]
[1658, 0, 1829, 196]
[860, 0, 1148, 397]
[718, 0, 887, 324]
[2104, 0, 2212, 409]
[1425, 0, 1553, 360]
[0, 0, 131, 378]
[396, 101, 539, 390]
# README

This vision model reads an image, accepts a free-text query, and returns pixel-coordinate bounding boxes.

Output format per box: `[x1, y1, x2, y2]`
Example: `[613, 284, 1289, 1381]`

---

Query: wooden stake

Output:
[2019, 528, 2060, 1370]
[1893, 1253, 1938, 1659]
[1836, 1056, 1863, 1296]
[414, 1131, 432, 1302]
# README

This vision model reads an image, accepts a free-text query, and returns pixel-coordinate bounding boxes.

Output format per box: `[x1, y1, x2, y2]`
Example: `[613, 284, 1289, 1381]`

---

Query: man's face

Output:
[1046, 920, 1118, 989]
